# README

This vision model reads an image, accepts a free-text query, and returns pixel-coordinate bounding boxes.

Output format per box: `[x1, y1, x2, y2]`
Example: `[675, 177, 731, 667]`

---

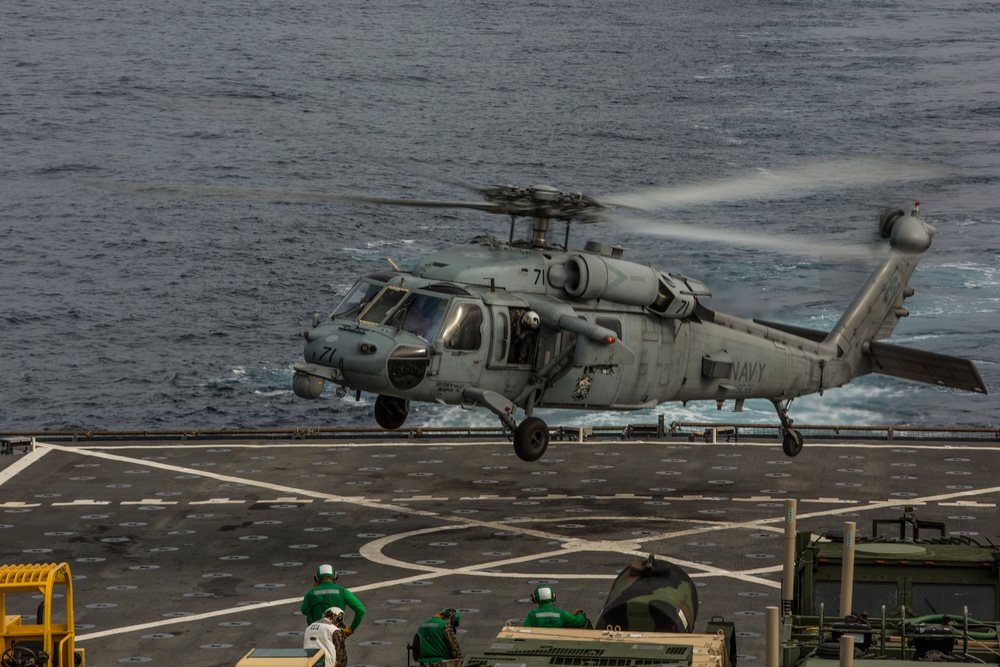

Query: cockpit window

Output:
[332, 280, 385, 320]
[442, 303, 484, 351]
[359, 286, 408, 324]
[391, 293, 450, 342]
[355, 288, 455, 344]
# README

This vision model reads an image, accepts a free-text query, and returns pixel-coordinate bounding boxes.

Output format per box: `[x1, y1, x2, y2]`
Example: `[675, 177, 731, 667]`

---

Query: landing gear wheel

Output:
[782, 429, 803, 457]
[771, 398, 803, 457]
[514, 417, 549, 462]
[2, 646, 37, 667]
[374, 395, 409, 430]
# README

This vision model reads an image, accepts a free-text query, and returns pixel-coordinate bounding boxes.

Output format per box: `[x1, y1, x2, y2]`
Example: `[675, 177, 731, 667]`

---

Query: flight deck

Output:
[2, 432, 999, 667]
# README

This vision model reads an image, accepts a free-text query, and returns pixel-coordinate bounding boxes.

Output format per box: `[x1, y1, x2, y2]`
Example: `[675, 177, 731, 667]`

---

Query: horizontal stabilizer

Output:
[755, 319, 988, 394]
[867, 341, 988, 394]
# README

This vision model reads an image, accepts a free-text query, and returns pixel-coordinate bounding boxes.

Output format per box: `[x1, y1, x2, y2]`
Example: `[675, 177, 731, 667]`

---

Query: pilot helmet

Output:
[521, 310, 540, 330]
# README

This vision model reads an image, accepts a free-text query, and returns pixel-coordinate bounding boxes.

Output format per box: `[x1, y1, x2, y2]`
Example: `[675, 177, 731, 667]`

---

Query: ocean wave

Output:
[3, 0, 998, 432]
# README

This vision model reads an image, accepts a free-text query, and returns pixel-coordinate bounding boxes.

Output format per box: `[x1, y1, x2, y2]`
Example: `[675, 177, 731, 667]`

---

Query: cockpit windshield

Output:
[360, 286, 408, 324]
[332, 280, 385, 320]
[356, 287, 451, 344]
[391, 293, 450, 342]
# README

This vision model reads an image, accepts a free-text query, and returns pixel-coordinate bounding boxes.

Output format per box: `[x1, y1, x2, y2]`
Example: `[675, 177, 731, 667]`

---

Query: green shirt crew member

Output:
[301, 564, 366, 634]
[416, 608, 463, 664]
[523, 586, 587, 628]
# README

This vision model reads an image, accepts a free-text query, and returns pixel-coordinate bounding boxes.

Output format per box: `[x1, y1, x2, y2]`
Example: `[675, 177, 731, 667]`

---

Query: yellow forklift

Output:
[0, 563, 84, 667]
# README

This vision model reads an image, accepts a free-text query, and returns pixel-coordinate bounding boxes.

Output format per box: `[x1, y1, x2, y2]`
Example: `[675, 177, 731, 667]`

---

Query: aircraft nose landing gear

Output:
[771, 398, 803, 457]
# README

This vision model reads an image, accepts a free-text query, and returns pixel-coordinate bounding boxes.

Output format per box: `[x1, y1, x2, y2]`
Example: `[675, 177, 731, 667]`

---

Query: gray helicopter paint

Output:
[380, 217, 894, 411]
[293, 207, 984, 460]
[824, 248, 925, 386]
[429, 309, 487, 395]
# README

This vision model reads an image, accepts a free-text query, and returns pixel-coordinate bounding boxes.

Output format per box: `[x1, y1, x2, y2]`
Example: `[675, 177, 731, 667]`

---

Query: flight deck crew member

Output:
[303, 606, 348, 667]
[416, 608, 463, 665]
[301, 564, 366, 636]
[523, 586, 587, 628]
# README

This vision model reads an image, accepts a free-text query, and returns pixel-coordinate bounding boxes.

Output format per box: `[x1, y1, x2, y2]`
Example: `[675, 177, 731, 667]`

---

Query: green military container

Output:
[781, 507, 1000, 667]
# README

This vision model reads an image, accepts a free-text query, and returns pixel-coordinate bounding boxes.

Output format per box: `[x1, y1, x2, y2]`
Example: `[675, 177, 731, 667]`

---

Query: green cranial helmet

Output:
[533, 586, 555, 604]
[315, 563, 337, 580]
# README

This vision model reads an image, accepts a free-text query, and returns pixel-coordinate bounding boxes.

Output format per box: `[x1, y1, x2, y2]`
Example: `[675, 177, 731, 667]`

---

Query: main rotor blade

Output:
[608, 212, 881, 260]
[600, 159, 947, 212]
[378, 157, 493, 195]
[88, 181, 504, 214]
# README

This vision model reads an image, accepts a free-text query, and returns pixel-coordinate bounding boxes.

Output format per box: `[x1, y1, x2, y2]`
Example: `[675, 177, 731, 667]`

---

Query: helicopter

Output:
[277, 160, 988, 462]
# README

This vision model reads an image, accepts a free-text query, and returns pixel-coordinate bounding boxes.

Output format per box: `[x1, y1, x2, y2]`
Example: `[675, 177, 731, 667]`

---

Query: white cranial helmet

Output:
[325, 607, 345, 624]
[521, 311, 540, 330]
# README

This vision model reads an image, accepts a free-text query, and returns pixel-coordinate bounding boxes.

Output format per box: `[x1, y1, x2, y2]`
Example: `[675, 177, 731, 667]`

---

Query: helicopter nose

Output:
[301, 324, 428, 393]
[304, 325, 391, 373]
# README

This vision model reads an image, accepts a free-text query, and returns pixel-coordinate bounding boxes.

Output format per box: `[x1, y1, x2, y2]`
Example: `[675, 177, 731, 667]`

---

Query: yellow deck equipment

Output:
[0, 563, 84, 666]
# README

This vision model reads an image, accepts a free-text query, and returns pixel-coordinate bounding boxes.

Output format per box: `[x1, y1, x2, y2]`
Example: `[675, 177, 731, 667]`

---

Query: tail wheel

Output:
[782, 429, 803, 457]
[514, 417, 549, 462]
[374, 395, 409, 430]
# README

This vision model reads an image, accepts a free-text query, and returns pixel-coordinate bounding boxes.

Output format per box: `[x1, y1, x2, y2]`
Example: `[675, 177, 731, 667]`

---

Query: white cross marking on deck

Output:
[20, 440, 1000, 643]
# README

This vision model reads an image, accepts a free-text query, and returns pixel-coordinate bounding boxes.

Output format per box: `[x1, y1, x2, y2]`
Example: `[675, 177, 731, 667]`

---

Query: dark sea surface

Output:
[2, 0, 998, 433]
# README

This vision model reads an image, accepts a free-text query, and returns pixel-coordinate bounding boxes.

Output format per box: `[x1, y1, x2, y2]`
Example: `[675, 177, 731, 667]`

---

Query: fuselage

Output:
[294, 235, 833, 413]
[292, 205, 985, 462]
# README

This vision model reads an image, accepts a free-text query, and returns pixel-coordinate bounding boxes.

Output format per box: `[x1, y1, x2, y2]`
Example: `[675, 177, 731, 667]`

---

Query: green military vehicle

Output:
[778, 506, 1000, 666]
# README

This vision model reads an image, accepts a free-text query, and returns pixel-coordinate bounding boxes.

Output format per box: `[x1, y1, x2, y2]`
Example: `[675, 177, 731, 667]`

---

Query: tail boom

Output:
[818, 205, 985, 394]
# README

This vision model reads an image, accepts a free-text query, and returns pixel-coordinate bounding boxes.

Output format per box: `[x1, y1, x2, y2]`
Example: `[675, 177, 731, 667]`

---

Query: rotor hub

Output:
[481, 184, 604, 221]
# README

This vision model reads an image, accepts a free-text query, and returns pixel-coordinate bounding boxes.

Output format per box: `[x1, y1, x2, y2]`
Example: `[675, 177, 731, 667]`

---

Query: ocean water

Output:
[2, 0, 997, 433]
